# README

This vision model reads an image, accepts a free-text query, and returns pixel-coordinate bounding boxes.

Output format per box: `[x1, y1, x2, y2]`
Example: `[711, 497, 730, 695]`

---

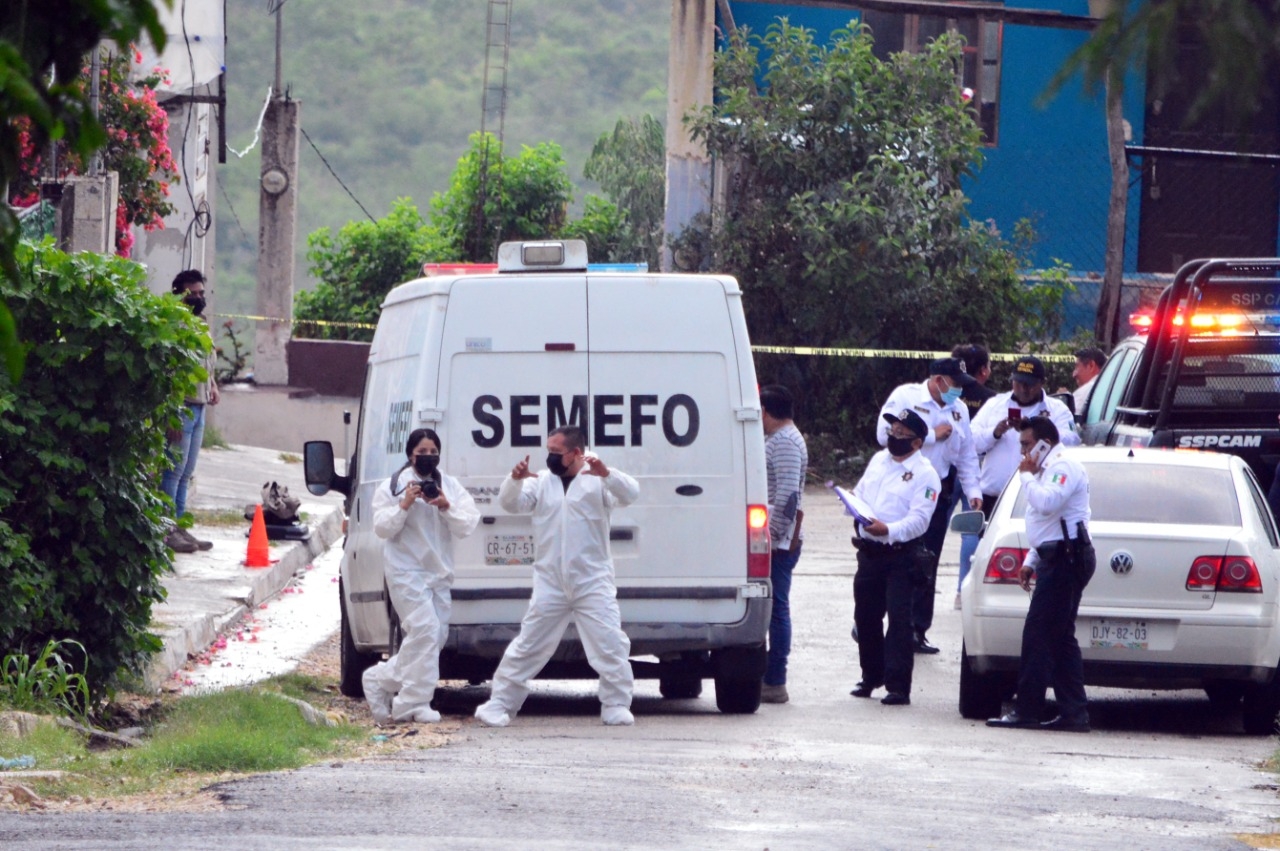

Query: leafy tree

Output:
[0, 0, 168, 380]
[9, 48, 180, 258]
[296, 198, 444, 342]
[679, 22, 1057, 447]
[582, 114, 666, 269]
[430, 132, 574, 262]
[0, 240, 206, 699]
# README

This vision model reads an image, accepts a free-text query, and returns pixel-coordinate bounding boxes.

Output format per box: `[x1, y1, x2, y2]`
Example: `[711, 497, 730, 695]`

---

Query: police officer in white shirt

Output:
[987, 416, 1095, 733]
[878, 357, 983, 654]
[971, 355, 1079, 515]
[849, 409, 941, 707]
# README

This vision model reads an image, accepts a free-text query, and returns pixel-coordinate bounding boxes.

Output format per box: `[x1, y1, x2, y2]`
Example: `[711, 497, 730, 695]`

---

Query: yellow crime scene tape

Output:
[215, 313, 378, 331]
[751, 344, 1075, 363]
[216, 314, 1074, 363]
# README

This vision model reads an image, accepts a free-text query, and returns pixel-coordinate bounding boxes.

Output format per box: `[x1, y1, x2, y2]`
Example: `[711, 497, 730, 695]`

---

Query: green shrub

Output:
[0, 638, 90, 719]
[0, 241, 207, 698]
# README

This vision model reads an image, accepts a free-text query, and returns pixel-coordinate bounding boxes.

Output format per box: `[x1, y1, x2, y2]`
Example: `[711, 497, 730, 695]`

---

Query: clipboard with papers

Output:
[827, 481, 876, 527]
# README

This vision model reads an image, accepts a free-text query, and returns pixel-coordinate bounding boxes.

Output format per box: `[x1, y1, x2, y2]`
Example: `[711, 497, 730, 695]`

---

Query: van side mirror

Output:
[304, 440, 352, 497]
[949, 509, 985, 535]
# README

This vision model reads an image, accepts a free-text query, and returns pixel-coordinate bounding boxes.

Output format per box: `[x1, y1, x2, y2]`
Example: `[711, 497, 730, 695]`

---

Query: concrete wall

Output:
[208, 384, 359, 456]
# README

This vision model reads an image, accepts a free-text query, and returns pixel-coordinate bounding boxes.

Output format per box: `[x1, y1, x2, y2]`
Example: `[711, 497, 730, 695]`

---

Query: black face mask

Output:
[546, 452, 571, 476]
[887, 436, 916, 458]
[184, 294, 206, 316]
[412, 455, 439, 477]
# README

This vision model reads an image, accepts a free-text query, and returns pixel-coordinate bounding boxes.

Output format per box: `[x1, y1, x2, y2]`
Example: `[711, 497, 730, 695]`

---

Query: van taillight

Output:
[748, 505, 771, 578]
[983, 548, 1027, 584]
[1186, 556, 1262, 593]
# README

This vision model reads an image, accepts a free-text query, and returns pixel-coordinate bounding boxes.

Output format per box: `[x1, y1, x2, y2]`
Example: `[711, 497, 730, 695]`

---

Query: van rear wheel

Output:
[339, 578, 379, 698]
[714, 675, 762, 713]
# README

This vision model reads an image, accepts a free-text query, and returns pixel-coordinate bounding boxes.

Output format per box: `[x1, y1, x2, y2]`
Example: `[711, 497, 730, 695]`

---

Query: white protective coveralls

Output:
[483, 465, 640, 722]
[363, 469, 479, 722]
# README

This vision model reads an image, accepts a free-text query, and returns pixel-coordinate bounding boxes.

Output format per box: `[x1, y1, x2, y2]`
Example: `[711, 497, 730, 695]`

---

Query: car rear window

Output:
[1012, 462, 1241, 526]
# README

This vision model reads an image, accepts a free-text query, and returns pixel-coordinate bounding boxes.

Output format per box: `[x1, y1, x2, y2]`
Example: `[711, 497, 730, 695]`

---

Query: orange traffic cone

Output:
[245, 504, 273, 568]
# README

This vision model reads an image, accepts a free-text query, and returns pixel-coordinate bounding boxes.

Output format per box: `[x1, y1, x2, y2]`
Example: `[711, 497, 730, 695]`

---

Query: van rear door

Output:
[586, 273, 752, 625]
[440, 274, 589, 621]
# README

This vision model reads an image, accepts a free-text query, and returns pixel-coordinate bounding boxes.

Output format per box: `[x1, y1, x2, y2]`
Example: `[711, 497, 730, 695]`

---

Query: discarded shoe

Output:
[1040, 715, 1090, 733]
[760, 684, 789, 704]
[164, 527, 198, 554]
[880, 692, 910, 706]
[986, 711, 1040, 729]
[601, 705, 635, 726]
[475, 700, 511, 727]
[362, 668, 393, 726]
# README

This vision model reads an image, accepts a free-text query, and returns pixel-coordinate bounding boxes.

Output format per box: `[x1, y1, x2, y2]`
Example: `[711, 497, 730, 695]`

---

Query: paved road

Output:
[2, 486, 1276, 849]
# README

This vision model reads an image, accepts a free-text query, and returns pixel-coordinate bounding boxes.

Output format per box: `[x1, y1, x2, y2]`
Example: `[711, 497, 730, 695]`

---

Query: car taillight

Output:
[747, 504, 770, 578]
[983, 547, 1027, 584]
[1185, 556, 1263, 593]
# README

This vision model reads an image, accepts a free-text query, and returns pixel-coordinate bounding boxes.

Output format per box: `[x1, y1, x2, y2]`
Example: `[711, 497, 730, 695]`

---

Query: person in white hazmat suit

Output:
[363, 428, 480, 724]
[474, 425, 640, 727]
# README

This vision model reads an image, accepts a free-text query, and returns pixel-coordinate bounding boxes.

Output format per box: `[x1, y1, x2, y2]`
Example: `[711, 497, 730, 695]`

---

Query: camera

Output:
[417, 479, 440, 499]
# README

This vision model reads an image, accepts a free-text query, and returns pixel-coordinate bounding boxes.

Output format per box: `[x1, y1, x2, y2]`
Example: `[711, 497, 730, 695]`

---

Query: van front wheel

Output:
[339, 577, 379, 698]
[714, 675, 762, 713]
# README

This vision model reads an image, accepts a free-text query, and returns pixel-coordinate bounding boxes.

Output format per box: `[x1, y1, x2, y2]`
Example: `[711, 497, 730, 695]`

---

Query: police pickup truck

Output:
[1079, 258, 1280, 494]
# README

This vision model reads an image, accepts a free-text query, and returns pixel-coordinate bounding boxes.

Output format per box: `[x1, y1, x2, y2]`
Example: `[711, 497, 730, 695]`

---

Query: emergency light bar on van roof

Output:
[498, 239, 588, 272]
[422, 261, 649, 276]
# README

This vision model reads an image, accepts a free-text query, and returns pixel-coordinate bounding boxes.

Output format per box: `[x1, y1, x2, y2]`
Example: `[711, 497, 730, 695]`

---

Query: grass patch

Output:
[278, 452, 302, 464]
[0, 685, 366, 803]
[188, 508, 251, 528]
[134, 689, 357, 774]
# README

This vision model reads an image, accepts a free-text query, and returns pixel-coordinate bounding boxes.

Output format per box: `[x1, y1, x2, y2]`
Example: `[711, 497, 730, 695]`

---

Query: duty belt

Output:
[851, 536, 918, 553]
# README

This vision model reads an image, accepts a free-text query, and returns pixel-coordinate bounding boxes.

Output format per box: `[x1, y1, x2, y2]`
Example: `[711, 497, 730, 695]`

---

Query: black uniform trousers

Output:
[911, 470, 955, 638]
[854, 541, 920, 696]
[1014, 539, 1097, 723]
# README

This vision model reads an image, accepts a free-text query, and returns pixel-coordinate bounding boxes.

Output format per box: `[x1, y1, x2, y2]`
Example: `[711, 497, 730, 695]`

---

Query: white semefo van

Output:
[304, 240, 772, 713]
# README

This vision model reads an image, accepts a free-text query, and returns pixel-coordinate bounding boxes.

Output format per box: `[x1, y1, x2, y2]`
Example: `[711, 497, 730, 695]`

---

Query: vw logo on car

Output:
[1110, 551, 1134, 575]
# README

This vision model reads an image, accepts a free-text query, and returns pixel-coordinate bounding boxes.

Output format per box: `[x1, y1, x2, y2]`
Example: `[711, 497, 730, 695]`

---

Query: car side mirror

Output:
[304, 440, 352, 497]
[950, 509, 985, 535]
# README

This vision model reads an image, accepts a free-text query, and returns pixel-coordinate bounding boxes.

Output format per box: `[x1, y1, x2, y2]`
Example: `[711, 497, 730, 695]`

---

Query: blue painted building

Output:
[722, 1, 1280, 321]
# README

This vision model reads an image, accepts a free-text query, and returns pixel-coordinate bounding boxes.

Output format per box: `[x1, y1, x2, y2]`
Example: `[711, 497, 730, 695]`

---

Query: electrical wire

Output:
[227, 87, 273, 159]
[300, 127, 377, 223]
[217, 179, 252, 246]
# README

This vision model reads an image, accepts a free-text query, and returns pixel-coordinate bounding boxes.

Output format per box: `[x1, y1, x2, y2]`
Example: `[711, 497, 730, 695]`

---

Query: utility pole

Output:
[255, 0, 301, 385]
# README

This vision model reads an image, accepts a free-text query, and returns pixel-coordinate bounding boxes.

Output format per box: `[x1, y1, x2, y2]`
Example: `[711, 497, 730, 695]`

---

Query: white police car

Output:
[959, 446, 1280, 734]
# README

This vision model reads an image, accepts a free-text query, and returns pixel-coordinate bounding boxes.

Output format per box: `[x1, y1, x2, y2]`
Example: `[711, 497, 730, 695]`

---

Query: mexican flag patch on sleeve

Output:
[925, 487, 937, 501]
[1051, 473, 1068, 485]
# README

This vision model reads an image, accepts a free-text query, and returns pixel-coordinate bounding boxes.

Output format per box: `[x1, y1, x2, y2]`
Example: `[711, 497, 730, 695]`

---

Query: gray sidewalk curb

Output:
[144, 506, 345, 691]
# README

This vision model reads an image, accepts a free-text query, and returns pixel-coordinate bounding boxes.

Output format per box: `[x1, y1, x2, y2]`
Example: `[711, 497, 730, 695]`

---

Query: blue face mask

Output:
[941, 385, 964, 405]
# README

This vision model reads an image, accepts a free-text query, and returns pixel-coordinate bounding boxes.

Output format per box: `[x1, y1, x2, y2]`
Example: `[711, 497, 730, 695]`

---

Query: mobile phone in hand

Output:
[1028, 439, 1051, 466]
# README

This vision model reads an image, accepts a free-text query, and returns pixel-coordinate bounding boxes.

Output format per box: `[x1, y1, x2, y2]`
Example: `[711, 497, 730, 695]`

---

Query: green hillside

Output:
[214, 0, 669, 318]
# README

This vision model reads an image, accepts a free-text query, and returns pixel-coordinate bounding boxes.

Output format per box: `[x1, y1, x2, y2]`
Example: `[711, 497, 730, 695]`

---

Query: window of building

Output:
[863, 9, 1003, 145]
